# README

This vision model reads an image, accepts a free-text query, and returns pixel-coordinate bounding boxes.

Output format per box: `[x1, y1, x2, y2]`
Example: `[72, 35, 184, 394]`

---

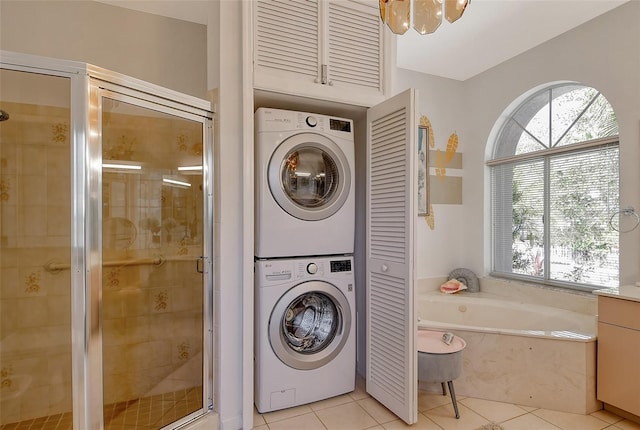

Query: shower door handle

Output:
[196, 256, 206, 274]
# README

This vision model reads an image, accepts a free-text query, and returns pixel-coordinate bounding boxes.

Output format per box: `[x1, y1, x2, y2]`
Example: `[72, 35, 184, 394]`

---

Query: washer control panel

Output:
[257, 256, 354, 284]
[330, 259, 352, 273]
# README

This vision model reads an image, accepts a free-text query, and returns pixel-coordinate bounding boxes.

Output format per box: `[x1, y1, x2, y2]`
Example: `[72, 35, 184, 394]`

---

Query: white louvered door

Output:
[252, 0, 388, 107]
[366, 89, 417, 424]
[326, 0, 382, 91]
[254, 0, 321, 84]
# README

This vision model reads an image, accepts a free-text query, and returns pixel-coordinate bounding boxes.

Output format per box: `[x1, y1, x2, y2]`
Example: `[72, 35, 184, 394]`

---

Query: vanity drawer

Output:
[598, 296, 640, 330]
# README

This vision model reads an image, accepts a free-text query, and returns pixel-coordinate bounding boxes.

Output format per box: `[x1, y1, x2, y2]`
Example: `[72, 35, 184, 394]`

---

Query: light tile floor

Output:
[253, 377, 640, 430]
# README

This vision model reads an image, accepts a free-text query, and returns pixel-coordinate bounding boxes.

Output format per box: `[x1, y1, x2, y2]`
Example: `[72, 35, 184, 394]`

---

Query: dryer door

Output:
[268, 133, 351, 221]
[269, 281, 351, 370]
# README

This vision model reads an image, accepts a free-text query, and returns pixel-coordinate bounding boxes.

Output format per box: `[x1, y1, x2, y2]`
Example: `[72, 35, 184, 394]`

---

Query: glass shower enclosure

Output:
[0, 51, 214, 430]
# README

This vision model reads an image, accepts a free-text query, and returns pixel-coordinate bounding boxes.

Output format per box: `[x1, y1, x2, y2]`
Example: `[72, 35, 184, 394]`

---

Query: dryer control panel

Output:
[255, 107, 353, 137]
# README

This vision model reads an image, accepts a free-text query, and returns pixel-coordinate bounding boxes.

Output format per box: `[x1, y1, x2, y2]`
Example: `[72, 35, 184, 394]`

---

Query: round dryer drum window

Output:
[269, 281, 351, 370]
[269, 133, 351, 221]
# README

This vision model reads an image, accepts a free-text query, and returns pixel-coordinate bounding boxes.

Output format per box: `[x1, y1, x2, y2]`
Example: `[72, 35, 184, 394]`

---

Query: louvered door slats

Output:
[370, 270, 407, 399]
[327, 1, 381, 88]
[255, 23, 317, 49]
[370, 110, 407, 263]
[259, 0, 318, 23]
[331, 57, 379, 77]
[255, 0, 319, 77]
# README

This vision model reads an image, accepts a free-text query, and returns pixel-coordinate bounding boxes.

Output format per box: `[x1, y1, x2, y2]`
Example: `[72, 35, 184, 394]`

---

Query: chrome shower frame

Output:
[0, 50, 216, 430]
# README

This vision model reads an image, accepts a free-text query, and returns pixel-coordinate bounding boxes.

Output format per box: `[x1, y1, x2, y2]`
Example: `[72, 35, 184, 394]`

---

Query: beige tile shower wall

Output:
[0, 102, 70, 248]
[0, 102, 73, 424]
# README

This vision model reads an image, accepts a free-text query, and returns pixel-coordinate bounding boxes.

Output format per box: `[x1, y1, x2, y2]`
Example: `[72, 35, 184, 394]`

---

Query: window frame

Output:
[488, 84, 620, 292]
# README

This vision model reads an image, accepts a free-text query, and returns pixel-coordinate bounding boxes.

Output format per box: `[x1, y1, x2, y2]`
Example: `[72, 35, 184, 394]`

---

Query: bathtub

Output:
[416, 291, 600, 414]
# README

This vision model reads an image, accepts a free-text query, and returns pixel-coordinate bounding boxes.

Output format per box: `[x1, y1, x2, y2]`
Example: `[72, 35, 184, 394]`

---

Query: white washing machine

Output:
[255, 107, 355, 258]
[254, 255, 356, 413]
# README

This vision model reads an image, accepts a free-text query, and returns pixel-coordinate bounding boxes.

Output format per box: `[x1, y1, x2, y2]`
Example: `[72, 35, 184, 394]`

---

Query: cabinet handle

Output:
[321, 64, 328, 85]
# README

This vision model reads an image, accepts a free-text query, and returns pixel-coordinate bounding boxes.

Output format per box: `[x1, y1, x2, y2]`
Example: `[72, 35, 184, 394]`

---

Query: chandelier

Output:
[379, 0, 470, 35]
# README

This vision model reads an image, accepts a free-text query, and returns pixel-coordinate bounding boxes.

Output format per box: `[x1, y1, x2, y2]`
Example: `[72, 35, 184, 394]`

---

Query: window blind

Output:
[492, 144, 619, 288]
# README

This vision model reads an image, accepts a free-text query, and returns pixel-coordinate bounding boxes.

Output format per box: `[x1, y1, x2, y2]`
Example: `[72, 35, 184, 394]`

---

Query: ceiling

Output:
[96, 0, 629, 81]
[396, 0, 629, 80]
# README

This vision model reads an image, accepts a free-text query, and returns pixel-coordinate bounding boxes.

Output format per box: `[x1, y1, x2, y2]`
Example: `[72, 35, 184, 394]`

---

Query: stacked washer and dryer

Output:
[254, 108, 356, 413]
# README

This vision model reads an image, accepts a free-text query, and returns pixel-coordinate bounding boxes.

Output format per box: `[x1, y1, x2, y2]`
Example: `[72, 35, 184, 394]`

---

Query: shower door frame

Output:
[0, 51, 215, 430]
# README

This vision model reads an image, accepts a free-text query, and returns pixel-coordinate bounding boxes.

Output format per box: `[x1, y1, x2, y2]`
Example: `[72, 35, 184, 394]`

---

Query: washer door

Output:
[269, 281, 351, 370]
[268, 133, 351, 221]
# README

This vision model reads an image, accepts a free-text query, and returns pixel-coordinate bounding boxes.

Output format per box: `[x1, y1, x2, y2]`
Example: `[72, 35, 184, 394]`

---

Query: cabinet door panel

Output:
[254, 0, 320, 79]
[252, 0, 388, 107]
[327, 0, 382, 90]
[597, 322, 640, 415]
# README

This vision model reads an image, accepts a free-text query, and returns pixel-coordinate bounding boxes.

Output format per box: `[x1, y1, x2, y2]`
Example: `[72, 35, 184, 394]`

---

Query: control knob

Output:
[306, 116, 317, 127]
[306, 263, 318, 274]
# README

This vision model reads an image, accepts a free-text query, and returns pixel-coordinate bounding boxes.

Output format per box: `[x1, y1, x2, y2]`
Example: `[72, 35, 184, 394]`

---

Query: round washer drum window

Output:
[282, 292, 338, 354]
[269, 280, 351, 370]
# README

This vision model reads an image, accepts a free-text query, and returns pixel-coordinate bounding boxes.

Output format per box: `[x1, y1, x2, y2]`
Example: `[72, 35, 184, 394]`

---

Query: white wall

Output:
[0, 0, 207, 98]
[393, 69, 467, 281]
[207, 1, 247, 429]
[463, 1, 640, 285]
[399, 1, 640, 286]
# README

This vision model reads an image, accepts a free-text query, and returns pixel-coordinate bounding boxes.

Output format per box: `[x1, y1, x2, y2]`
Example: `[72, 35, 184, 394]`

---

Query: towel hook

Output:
[609, 207, 640, 233]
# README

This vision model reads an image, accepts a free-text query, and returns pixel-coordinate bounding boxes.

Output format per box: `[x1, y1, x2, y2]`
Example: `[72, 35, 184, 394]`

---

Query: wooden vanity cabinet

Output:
[597, 295, 640, 416]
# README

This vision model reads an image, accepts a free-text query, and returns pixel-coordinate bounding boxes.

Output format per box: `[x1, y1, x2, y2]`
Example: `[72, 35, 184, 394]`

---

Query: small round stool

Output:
[417, 330, 466, 419]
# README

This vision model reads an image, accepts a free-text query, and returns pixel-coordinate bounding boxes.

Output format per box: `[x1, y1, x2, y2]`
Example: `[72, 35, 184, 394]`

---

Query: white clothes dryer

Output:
[254, 255, 356, 413]
[255, 108, 355, 258]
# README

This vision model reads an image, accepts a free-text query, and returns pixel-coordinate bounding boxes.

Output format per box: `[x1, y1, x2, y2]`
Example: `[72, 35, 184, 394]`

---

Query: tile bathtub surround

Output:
[253, 379, 640, 430]
[451, 328, 599, 414]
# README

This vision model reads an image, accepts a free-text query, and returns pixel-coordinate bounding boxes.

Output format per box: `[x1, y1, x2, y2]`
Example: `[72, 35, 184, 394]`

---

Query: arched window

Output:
[488, 83, 619, 289]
